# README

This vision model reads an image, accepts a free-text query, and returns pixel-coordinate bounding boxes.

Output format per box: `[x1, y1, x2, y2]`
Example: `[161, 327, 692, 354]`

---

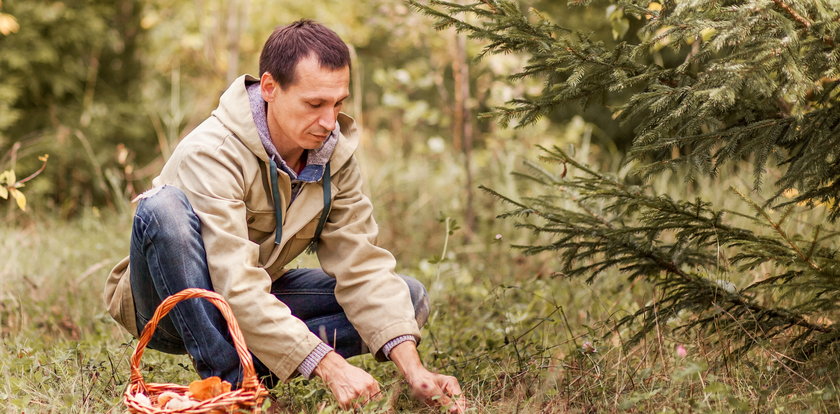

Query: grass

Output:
[3, 122, 840, 412]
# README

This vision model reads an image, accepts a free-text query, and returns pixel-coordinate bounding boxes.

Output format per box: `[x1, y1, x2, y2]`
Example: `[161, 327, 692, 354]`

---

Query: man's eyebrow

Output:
[303, 94, 350, 102]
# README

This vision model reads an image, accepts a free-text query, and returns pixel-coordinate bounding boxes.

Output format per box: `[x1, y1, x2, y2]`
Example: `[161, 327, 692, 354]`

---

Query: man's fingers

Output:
[335, 383, 380, 410]
[441, 375, 463, 396]
[405, 371, 466, 413]
[368, 380, 381, 395]
[350, 385, 382, 409]
[424, 383, 453, 407]
[369, 389, 384, 402]
[339, 392, 361, 410]
[435, 375, 465, 413]
[365, 381, 382, 404]
[433, 393, 453, 408]
[319, 359, 381, 410]
[451, 394, 467, 414]
[439, 391, 466, 414]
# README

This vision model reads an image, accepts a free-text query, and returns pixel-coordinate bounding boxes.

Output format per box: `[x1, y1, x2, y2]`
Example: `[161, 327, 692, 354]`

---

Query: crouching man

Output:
[104, 19, 465, 412]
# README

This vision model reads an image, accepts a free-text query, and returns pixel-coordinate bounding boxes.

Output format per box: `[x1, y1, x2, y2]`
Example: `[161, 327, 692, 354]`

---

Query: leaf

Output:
[188, 376, 231, 401]
[9, 188, 25, 211]
[7, 169, 14, 185]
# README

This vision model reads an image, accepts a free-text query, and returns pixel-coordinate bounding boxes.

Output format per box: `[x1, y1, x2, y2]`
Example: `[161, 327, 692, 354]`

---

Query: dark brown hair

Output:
[259, 19, 351, 89]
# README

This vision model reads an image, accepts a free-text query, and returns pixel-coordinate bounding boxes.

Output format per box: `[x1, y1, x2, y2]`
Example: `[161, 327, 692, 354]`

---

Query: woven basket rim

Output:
[123, 288, 268, 413]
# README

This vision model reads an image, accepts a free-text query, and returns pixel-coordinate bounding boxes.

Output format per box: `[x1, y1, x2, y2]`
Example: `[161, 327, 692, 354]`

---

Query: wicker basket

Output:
[123, 288, 269, 413]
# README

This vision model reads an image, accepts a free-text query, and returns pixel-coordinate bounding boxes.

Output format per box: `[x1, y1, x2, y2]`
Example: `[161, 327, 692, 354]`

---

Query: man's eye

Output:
[308, 102, 322, 108]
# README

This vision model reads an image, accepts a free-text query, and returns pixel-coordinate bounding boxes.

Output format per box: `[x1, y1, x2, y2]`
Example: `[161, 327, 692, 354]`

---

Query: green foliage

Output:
[0, 0, 149, 214]
[1, 0, 560, 217]
[412, 0, 840, 215]
[411, 0, 840, 364]
[484, 146, 840, 357]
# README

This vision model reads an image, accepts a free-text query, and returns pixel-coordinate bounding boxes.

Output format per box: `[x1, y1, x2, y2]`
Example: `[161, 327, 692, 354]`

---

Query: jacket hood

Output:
[211, 75, 360, 174]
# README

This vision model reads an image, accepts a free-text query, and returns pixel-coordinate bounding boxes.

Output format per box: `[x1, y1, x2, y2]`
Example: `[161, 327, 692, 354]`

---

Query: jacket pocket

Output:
[245, 207, 276, 246]
[246, 207, 275, 231]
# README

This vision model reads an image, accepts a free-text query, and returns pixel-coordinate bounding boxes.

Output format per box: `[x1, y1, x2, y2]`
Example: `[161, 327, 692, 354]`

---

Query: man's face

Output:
[261, 54, 350, 155]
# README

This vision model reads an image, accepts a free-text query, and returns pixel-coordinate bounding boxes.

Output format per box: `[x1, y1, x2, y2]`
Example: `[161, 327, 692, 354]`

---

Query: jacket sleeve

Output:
[316, 156, 421, 359]
[168, 143, 322, 381]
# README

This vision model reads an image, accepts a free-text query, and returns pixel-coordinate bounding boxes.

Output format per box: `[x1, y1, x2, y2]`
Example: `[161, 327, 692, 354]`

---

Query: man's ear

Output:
[260, 72, 278, 102]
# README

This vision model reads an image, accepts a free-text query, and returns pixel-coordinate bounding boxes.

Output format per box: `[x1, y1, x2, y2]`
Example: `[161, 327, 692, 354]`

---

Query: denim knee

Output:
[136, 185, 190, 219]
[135, 186, 199, 237]
[400, 275, 431, 329]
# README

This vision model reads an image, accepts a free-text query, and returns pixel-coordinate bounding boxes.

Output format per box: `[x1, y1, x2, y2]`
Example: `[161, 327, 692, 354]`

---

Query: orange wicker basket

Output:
[123, 288, 268, 413]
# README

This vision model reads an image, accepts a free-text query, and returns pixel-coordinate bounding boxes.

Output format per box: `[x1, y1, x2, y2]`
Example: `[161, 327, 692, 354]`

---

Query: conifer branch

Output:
[771, 0, 811, 29]
[416, 0, 840, 359]
[492, 147, 836, 351]
[478, 0, 498, 14]
[731, 187, 823, 273]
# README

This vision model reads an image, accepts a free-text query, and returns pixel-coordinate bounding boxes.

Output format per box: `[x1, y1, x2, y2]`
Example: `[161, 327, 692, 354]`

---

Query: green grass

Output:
[3, 127, 840, 412]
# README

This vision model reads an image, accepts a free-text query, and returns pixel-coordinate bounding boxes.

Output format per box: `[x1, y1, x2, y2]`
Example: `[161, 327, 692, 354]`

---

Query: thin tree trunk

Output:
[451, 30, 464, 153]
[451, 30, 476, 236]
[225, 0, 244, 82]
[348, 44, 364, 132]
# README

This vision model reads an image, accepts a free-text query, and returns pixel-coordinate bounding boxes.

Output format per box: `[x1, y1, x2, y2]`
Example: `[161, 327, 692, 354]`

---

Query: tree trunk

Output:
[451, 30, 476, 236]
[225, 0, 245, 82]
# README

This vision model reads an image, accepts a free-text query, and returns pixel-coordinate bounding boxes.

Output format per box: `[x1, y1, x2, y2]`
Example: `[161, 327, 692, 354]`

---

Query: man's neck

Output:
[275, 142, 305, 171]
[266, 111, 305, 170]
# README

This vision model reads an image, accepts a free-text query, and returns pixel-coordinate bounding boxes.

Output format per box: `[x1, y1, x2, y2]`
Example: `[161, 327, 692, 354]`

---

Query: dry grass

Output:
[2, 127, 840, 412]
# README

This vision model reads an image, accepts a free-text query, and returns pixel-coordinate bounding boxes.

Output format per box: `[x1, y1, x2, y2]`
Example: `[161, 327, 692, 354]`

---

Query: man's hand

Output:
[313, 351, 381, 410]
[389, 341, 466, 413]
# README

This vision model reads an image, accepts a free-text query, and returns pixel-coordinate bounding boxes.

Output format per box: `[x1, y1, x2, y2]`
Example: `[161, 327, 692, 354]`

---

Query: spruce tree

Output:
[411, 0, 840, 358]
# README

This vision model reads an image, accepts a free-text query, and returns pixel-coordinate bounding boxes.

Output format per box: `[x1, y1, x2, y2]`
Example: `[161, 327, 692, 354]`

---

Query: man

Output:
[104, 20, 465, 412]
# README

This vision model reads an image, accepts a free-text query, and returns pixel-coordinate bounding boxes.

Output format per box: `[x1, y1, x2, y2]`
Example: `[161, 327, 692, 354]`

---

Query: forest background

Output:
[2, 0, 839, 412]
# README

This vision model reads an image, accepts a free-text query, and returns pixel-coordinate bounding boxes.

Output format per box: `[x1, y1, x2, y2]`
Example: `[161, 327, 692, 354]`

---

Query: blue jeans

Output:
[129, 186, 429, 387]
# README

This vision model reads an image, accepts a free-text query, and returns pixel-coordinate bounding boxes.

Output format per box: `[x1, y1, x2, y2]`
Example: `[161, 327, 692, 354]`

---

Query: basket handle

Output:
[128, 288, 261, 393]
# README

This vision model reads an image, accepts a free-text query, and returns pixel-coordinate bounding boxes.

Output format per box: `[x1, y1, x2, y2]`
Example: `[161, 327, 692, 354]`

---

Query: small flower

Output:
[581, 341, 596, 354]
[494, 234, 503, 240]
[675, 344, 687, 358]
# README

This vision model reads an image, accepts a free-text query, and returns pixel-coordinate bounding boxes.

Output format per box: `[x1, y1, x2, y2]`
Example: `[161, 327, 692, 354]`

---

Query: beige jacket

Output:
[103, 75, 420, 380]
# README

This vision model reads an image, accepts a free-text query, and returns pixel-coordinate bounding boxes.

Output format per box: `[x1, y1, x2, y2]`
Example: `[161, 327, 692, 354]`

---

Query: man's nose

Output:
[318, 107, 338, 131]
